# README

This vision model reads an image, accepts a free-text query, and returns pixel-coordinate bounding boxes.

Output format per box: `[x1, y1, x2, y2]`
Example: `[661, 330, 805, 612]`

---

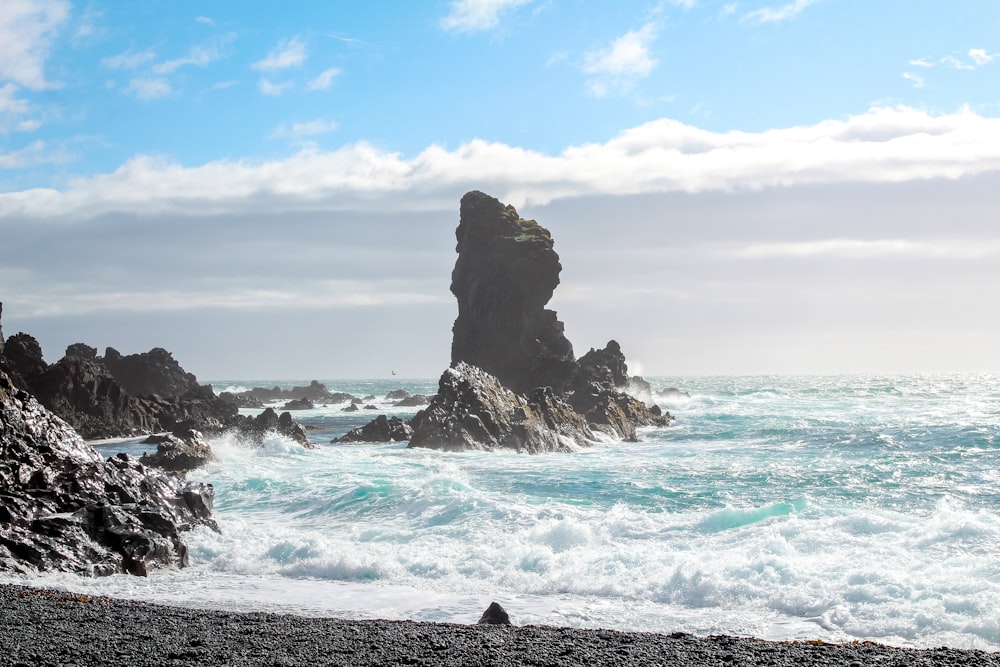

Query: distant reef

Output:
[357, 190, 672, 452]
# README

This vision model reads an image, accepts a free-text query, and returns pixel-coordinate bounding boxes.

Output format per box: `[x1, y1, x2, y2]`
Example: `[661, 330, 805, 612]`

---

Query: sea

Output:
[3, 374, 999, 650]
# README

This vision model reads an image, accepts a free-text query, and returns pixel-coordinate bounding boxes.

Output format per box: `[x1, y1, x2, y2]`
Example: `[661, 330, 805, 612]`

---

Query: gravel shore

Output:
[0, 585, 996, 667]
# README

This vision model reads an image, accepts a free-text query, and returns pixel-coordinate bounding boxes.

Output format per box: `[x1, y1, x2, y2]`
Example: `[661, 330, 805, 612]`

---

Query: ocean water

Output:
[4, 374, 1000, 650]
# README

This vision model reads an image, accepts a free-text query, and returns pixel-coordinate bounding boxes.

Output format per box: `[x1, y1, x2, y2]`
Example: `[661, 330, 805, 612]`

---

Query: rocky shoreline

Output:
[0, 585, 994, 667]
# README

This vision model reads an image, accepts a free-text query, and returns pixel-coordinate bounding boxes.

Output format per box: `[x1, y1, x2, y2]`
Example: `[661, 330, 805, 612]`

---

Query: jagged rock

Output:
[334, 415, 413, 443]
[409, 363, 593, 453]
[140, 428, 214, 474]
[0, 367, 216, 576]
[218, 391, 265, 409]
[577, 341, 629, 389]
[102, 347, 203, 399]
[342, 403, 359, 412]
[415, 193, 674, 452]
[395, 394, 432, 407]
[385, 389, 410, 400]
[242, 382, 353, 405]
[65, 343, 98, 360]
[282, 397, 314, 411]
[3, 332, 47, 387]
[227, 408, 313, 448]
[450, 191, 577, 395]
[478, 601, 512, 626]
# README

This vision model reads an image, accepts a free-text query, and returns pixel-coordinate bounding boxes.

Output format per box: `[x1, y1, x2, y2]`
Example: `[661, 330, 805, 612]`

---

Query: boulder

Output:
[478, 601, 512, 626]
[408, 363, 593, 453]
[576, 340, 629, 389]
[449, 191, 577, 395]
[140, 428, 214, 474]
[334, 415, 413, 443]
[0, 367, 216, 576]
[282, 397, 314, 410]
[3, 332, 47, 387]
[385, 389, 410, 400]
[342, 403, 359, 412]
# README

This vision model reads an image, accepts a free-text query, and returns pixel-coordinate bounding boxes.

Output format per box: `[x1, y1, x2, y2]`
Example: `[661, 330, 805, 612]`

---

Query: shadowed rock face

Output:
[102, 347, 203, 399]
[0, 367, 216, 576]
[450, 191, 577, 395]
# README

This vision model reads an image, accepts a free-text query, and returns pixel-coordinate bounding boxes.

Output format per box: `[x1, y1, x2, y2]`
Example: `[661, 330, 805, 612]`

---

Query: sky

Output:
[1, 0, 1000, 380]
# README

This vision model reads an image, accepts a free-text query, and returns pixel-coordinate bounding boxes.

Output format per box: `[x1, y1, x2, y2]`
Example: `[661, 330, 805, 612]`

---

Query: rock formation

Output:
[0, 366, 216, 576]
[450, 191, 577, 395]
[334, 414, 413, 444]
[409, 363, 593, 453]
[229, 408, 313, 448]
[101, 347, 202, 399]
[139, 428, 215, 474]
[410, 192, 671, 452]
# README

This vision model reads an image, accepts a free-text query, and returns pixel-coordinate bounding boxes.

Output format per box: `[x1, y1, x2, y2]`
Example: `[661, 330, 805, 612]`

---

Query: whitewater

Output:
[4, 374, 998, 650]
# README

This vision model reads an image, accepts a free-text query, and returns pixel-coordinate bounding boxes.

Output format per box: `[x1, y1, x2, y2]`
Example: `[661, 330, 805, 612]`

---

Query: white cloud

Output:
[968, 48, 998, 67]
[668, 0, 697, 8]
[307, 67, 341, 91]
[101, 49, 156, 70]
[258, 78, 293, 96]
[196, 16, 215, 26]
[125, 77, 172, 100]
[252, 37, 306, 71]
[743, 0, 818, 23]
[0, 0, 70, 90]
[583, 23, 658, 98]
[440, 0, 536, 33]
[271, 119, 339, 139]
[0, 139, 69, 168]
[4, 105, 1000, 221]
[725, 239, 1000, 260]
[902, 72, 925, 88]
[908, 58, 934, 68]
[154, 41, 228, 74]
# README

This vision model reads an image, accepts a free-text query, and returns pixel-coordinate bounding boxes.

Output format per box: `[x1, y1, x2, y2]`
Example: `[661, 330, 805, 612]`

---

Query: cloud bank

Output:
[4, 105, 999, 221]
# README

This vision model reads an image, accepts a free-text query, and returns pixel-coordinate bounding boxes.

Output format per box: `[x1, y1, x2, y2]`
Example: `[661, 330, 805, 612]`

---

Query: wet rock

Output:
[478, 601, 512, 625]
[140, 429, 214, 474]
[385, 389, 410, 400]
[0, 367, 216, 576]
[227, 408, 313, 448]
[395, 394, 432, 407]
[656, 387, 691, 400]
[342, 403, 359, 412]
[334, 415, 413, 443]
[281, 397, 314, 410]
[409, 363, 592, 453]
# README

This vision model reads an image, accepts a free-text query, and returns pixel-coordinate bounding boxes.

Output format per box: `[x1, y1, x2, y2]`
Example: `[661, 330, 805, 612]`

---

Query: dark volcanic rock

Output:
[243, 381, 354, 405]
[395, 394, 432, 407]
[3, 332, 47, 386]
[218, 391, 265, 409]
[282, 397, 314, 411]
[342, 403, 359, 412]
[334, 414, 413, 443]
[140, 428, 214, 474]
[0, 367, 216, 576]
[450, 191, 576, 395]
[102, 347, 202, 399]
[385, 389, 410, 400]
[409, 363, 592, 453]
[65, 343, 98, 360]
[478, 601, 512, 626]
[228, 408, 313, 448]
[416, 192, 674, 453]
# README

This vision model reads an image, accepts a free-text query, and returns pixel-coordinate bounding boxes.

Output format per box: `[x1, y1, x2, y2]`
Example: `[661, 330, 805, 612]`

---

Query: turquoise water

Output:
[6, 374, 999, 649]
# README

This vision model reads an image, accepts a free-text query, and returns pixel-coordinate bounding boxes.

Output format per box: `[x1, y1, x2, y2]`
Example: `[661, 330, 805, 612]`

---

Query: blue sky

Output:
[2, 0, 1000, 379]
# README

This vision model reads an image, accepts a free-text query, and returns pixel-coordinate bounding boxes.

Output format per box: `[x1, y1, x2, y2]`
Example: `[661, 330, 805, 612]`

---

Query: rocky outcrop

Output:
[3, 332, 47, 388]
[139, 429, 214, 474]
[235, 381, 354, 405]
[229, 408, 313, 448]
[395, 394, 432, 407]
[334, 415, 413, 443]
[102, 347, 202, 399]
[450, 191, 577, 395]
[0, 366, 216, 576]
[409, 364, 593, 453]
[282, 397, 314, 411]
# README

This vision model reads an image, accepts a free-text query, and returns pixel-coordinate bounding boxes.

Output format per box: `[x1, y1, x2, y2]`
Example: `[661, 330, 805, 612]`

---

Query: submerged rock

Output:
[0, 367, 216, 576]
[334, 414, 413, 443]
